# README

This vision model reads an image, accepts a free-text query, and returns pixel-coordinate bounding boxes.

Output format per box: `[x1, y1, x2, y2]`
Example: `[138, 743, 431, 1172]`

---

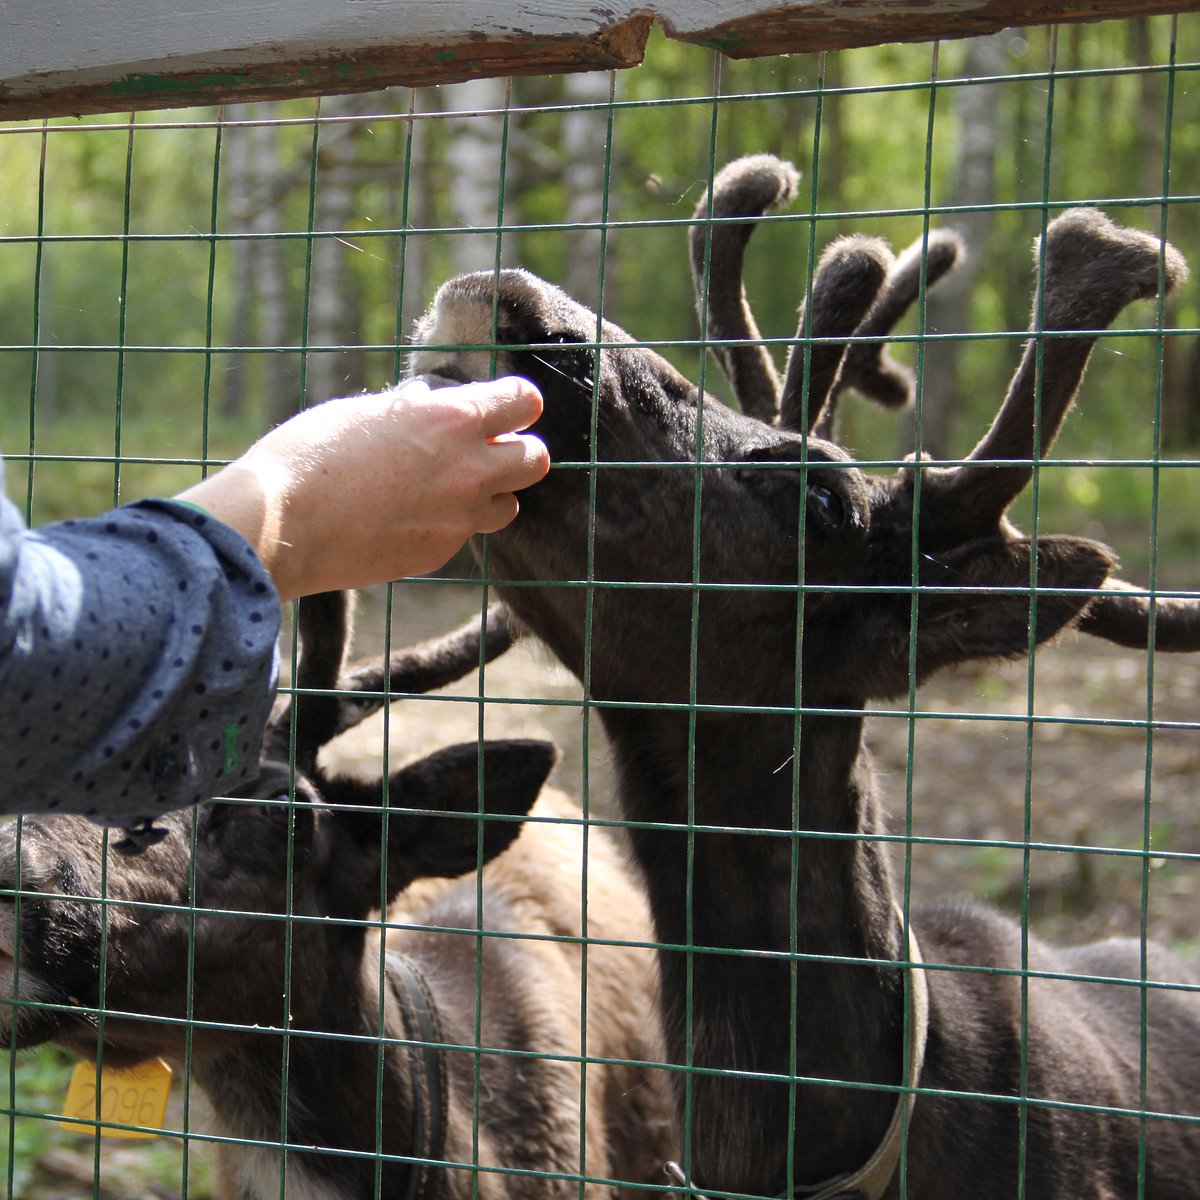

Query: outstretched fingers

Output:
[471, 375, 546, 440]
[452, 376, 550, 527]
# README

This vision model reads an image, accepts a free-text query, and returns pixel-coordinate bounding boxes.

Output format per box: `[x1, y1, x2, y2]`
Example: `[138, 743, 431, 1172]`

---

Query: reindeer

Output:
[407, 154, 1200, 1198]
[0, 594, 674, 1199]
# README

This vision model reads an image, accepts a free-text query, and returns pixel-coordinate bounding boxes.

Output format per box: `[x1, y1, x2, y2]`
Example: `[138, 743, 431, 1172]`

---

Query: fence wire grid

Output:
[1, 12, 1199, 1200]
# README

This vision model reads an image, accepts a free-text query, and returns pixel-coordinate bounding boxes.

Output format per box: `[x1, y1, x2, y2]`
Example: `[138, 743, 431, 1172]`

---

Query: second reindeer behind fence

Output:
[0, 594, 674, 1199]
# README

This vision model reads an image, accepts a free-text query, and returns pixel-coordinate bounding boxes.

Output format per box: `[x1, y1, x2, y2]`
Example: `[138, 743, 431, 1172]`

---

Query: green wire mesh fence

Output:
[1, 12, 1199, 1199]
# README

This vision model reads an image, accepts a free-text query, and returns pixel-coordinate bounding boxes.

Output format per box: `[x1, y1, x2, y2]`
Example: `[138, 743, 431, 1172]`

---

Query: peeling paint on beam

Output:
[681, 0, 1191, 56]
[0, 0, 1188, 122]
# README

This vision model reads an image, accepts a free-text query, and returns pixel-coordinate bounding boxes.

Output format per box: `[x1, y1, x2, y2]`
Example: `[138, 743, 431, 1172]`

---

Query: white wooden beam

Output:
[0, 0, 1186, 121]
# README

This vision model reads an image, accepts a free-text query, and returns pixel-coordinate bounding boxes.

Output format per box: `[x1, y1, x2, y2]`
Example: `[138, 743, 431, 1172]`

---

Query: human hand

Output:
[177, 377, 549, 600]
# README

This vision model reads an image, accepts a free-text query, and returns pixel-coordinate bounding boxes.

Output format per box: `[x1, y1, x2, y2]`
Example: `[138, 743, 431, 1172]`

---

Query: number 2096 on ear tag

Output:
[60, 1058, 173, 1140]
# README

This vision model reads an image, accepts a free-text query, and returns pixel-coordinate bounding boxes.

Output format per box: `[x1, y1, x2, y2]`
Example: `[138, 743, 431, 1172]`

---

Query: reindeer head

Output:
[409, 154, 1190, 714]
[0, 598, 552, 1067]
[410, 267, 874, 710]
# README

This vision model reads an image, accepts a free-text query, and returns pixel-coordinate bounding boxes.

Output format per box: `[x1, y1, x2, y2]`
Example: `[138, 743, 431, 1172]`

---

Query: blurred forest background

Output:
[1, 17, 1198, 584]
[0, 14, 1199, 1199]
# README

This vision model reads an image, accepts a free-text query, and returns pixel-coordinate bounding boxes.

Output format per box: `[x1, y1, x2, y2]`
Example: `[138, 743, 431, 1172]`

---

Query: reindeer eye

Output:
[806, 484, 846, 533]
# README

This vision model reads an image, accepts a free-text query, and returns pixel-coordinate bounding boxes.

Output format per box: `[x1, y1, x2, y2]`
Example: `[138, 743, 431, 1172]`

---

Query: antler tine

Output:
[1077, 579, 1200, 651]
[780, 234, 894, 437]
[924, 209, 1188, 538]
[835, 228, 965, 411]
[690, 154, 800, 422]
[270, 590, 354, 770]
[340, 602, 514, 724]
[271, 600, 515, 770]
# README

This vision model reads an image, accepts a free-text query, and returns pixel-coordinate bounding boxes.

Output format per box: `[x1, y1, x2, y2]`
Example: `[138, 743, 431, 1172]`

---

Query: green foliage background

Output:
[1, 20, 1197, 587]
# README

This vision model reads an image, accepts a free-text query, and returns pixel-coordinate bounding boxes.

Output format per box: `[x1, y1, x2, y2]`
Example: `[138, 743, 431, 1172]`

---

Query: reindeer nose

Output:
[806, 483, 846, 533]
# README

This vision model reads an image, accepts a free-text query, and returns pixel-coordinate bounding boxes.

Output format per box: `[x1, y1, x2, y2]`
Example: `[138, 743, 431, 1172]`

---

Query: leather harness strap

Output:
[666, 910, 930, 1200]
[386, 952, 449, 1200]
[797, 914, 928, 1200]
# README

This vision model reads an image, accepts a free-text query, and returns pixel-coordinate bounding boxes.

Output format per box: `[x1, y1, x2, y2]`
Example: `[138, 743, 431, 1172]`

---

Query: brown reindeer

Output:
[0, 594, 673, 1199]
[407, 156, 1200, 1199]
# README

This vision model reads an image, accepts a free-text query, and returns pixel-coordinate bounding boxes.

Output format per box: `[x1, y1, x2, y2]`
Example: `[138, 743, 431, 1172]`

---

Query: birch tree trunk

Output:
[561, 70, 614, 311]
[442, 77, 511, 275]
[392, 91, 429, 370]
[221, 109, 254, 419]
[918, 32, 1012, 459]
[255, 111, 301, 430]
[305, 92, 373, 407]
[220, 102, 299, 429]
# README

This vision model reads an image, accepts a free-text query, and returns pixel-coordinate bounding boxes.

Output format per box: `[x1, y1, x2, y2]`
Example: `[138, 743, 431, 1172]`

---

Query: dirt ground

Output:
[328, 578, 1200, 955]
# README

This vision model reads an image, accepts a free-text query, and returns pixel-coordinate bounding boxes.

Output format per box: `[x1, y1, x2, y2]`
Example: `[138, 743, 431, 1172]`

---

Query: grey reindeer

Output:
[0, 594, 674, 1199]
[407, 153, 1200, 1199]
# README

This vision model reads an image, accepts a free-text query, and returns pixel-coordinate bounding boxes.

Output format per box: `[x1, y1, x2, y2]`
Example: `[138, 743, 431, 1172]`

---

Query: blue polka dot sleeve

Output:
[0, 475, 280, 839]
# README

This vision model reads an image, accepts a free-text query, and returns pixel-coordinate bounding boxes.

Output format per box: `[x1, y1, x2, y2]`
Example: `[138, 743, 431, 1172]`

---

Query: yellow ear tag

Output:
[60, 1057, 173, 1140]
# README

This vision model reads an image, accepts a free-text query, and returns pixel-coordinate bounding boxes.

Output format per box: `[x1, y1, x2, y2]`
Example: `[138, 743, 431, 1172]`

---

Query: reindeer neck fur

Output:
[600, 701, 909, 1195]
[196, 939, 425, 1200]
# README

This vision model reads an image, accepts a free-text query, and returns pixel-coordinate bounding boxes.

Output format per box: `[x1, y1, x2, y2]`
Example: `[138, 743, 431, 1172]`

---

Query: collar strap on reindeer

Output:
[385, 952, 449, 1200]
[665, 908, 929, 1200]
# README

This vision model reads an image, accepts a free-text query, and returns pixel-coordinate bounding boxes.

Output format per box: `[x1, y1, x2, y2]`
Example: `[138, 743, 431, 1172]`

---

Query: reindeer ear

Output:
[384, 739, 558, 885]
[912, 535, 1115, 679]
